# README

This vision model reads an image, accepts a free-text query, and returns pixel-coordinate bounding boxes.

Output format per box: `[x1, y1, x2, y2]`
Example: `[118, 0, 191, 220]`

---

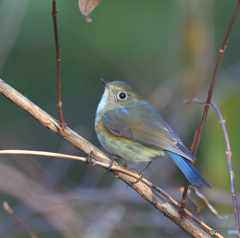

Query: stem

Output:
[52, 0, 65, 129]
[185, 98, 240, 237]
[211, 101, 240, 237]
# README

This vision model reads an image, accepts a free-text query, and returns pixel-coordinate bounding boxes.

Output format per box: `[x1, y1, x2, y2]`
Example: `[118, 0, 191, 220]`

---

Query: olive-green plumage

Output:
[95, 79, 210, 188]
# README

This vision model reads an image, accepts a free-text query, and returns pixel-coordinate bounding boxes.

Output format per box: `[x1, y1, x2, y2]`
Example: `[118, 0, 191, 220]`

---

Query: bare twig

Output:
[0, 79, 222, 238]
[181, 0, 240, 213]
[185, 98, 240, 236]
[3, 201, 38, 238]
[52, 0, 65, 129]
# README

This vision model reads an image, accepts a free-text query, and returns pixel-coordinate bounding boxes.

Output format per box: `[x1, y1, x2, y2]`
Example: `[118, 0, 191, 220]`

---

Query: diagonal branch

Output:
[192, 0, 240, 158]
[0, 79, 221, 238]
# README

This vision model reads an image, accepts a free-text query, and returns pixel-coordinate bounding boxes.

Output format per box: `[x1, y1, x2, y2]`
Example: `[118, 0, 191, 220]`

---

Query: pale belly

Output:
[96, 120, 165, 164]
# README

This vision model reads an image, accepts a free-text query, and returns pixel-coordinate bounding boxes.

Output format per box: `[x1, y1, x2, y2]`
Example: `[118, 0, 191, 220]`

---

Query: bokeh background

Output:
[0, 0, 240, 237]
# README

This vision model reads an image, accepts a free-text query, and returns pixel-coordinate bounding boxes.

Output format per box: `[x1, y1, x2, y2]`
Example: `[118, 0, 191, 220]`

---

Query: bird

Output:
[95, 79, 211, 188]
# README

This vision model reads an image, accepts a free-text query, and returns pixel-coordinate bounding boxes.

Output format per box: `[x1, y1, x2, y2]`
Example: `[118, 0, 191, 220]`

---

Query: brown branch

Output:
[0, 79, 223, 238]
[52, 0, 65, 129]
[181, 0, 240, 213]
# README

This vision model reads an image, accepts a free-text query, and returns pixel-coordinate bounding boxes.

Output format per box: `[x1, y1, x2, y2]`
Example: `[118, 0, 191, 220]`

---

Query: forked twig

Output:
[180, 0, 240, 216]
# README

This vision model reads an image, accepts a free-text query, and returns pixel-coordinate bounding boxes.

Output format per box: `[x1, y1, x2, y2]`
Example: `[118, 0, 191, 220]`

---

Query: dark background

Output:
[0, 0, 239, 237]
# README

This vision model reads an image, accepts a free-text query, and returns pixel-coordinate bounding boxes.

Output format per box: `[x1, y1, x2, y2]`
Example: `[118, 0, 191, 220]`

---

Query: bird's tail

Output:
[166, 151, 211, 188]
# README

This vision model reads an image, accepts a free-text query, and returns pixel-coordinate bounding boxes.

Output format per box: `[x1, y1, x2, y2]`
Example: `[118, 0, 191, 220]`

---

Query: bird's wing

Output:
[102, 102, 196, 162]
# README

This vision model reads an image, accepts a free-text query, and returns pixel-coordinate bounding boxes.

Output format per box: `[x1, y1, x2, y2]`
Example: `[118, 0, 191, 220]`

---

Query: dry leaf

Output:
[78, 0, 102, 22]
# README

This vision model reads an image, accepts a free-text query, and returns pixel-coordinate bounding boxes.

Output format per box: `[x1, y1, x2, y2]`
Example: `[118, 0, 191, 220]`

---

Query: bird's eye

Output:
[118, 92, 127, 100]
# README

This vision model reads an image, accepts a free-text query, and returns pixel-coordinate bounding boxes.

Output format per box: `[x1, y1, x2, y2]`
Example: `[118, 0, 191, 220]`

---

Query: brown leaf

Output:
[78, 0, 102, 22]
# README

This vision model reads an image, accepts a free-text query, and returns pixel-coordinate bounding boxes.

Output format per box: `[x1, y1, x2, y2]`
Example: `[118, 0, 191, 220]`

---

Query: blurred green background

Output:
[0, 0, 240, 237]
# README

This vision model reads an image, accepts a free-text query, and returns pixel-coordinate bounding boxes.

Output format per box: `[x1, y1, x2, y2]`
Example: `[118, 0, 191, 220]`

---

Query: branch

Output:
[192, 0, 240, 157]
[181, 0, 240, 212]
[0, 79, 220, 238]
[52, 0, 65, 128]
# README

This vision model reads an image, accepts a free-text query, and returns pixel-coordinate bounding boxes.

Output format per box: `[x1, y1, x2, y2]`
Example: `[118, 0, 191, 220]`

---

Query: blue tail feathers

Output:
[166, 151, 211, 188]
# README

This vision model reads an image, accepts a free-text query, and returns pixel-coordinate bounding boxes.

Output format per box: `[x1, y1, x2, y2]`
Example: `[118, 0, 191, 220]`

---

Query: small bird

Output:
[95, 79, 210, 188]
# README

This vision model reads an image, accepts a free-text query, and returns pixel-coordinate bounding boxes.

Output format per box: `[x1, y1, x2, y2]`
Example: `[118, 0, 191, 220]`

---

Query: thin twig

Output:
[3, 201, 38, 238]
[52, 0, 65, 129]
[0, 133, 221, 236]
[181, 0, 240, 213]
[0, 149, 223, 238]
[185, 98, 240, 237]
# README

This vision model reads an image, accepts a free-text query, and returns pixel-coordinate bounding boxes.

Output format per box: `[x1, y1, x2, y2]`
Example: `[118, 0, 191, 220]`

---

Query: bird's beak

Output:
[100, 78, 110, 89]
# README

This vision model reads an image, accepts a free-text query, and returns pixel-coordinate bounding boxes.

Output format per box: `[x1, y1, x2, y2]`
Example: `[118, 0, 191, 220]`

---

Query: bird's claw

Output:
[105, 156, 118, 172]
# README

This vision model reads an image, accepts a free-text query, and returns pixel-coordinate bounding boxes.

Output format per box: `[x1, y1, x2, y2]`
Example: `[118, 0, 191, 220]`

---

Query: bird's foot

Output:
[105, 156, 118, 172]
[86, 151, 95, 165]
[131, 161, 152, 185]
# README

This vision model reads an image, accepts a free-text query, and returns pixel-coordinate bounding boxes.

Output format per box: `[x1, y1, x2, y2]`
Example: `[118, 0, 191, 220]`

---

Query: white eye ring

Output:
[118, 92, 127, 100]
